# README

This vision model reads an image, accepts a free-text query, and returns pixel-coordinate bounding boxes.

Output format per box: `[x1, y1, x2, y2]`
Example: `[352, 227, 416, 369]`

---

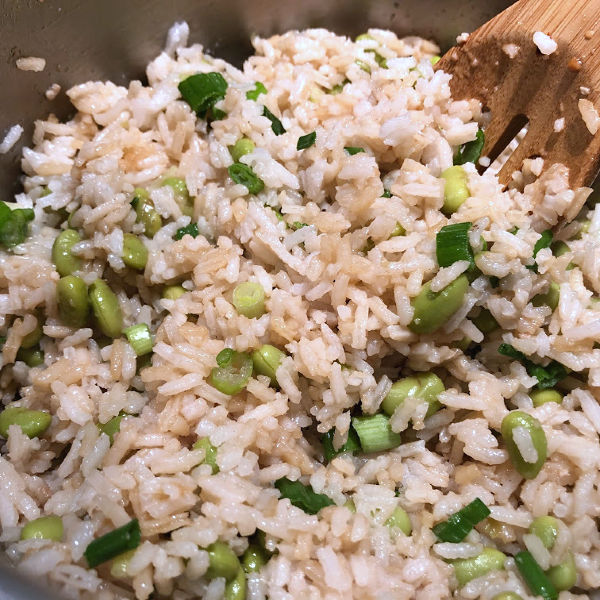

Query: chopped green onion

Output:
[321, 427, 361, 462]
[381, 189, 392, 198]
[252, 344, 285, 385]
[162, 285, 186, 300]
[355, 59, 371, 73]
[454, 128, 485, 165]
[246, 82, 267, 101]
[365, 48, 387, 68]
[432, 498, 491, 542]
[0, 202, 35, 248]
[193, 437, 219, 474]
[351, 413, 402, 453]
[291, 221, 308, 230]
[232, 282, 266, 319]
[498, 344, 568, 389]
[328, 79, 349, 95]
[386, 506, 412, 535]
[123, 323, 153, 356]
[84, 519, 141, 568]
[514, 551, 558, 600]
[297, 131, 316, 150]
[274, 477, 335, 515]
[263, 106, 286, 135]
[430, 55, 441, 65]
[228, 163, 265, 195]
[174, 223, 199, 240]
[209, 348, 253, 395]
[344, 146, 365, 155]
[527, 230, 553, 272]
[436, 222, 475, 268]
[98, 411, 127, 444]
[178, 72, 228, 117]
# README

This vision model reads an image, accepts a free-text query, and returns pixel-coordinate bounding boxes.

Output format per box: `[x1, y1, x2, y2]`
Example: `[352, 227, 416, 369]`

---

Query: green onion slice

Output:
[232, 282, 266, 319]
[0, 202, 35, 248]
[454, 128, 485, 165]
[498, 343, 568, 389]
[274, 477, 335, 515]
[365, 48, 387, 68]
[527, 230, 553, 272]
[178, 72, 228, 117]
[322, 427, 361, 462]
[344, 146, 365, 155]
[98, 411, 127, 444]
[432, 498, 491, 542]
[174, 223, 199, 241]
[297, 131, 316, 150]
[436, 222, 475, 268]
[84, 519, 141, 568]
[228, 163, 265, 195]
[351, 413, 402, 453]
[263, 106, 286, 135]
[209, 349, 253, 395]
[246, 82, 267, 101]
[514, 551, 558, 600]
[381, 189, 392, 198]
[123, 324, 153, 356]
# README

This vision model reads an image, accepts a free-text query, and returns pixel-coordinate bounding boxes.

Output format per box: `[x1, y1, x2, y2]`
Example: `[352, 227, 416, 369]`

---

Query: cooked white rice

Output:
[1, 21, 600, 600]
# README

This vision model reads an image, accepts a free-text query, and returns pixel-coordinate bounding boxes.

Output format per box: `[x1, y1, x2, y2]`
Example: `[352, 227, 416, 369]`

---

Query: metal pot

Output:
[0, 0, 514, 596]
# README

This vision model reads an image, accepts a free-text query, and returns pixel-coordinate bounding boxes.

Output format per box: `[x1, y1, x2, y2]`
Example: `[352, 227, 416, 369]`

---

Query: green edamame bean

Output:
[471, 309, 498, 334]
[89, 279, 123, 338]
[492, 593, 523, 600]
[52, 229, 82, 276]
[224, 568, 246, 600]
[452, 547, 506, 587]
[441, 165, 470, 214]
[132, 189, 162, 238]
[16, 347, 44, 367]
[163, 177, 193, 217]
[122, 233, 148, 270]
[193, 437, 219, 474]
[20, 317, 42, 349]
[0, 406, 51, 438]
[409, 274, 469, 334]
[20, 515, 63, 541]
[501, 411, 547, 479]
[382, 373, 444, 419]
[230, 138, 256, 162]
[529, 389, 563, 408]
[532, 281, 560, 311]
[162, 285, 186, 300]
[546, 551, 577, 591]
[206, 542, 241, 581]
[110, 549, 136, 579]
[385, 506, 412, 535]
[252, 344, 285, 385]
[529, 515, 560, 549]
[241, 544, 267, 573]
[56, 275, 89, 328]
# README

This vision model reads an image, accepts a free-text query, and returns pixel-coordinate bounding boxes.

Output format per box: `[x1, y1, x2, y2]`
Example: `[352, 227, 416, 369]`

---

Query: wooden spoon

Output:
[437, 0, 600, 187]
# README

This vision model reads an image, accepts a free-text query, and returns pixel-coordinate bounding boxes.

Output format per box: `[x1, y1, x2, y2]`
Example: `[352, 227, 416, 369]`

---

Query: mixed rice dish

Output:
[2, 22, 600, 600]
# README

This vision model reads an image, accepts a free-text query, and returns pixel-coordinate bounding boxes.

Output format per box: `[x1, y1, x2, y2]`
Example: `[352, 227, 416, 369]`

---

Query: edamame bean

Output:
[162, 285, 186, 300]
[252, 344, 285, 385]
[532, 281, 560, 311]
[382, 373, 444, 419]
[529, 389, 563, 407]
[122, 234, 148, 271]
[529, 515, 560, 549]
[501, 411, 547, 479]
[20, 316, 42, 349]
[409, 274, 469, 334]
[132, 189, 162, 238]
[230, 137, 256, 162]
[16, 347, 44, 367]
[224, 568, 246, 600]
[206, 542, 240, 581]
[0, 406, 51, 438]
[163, 177, 193, 217]
[241, 545, 267, 573]
[193, 437, 219, 474]
[492, 593, 523, 600]
[20, 515, 63, 541]
[110, 549, 136, 579]
[546, 551, 577, 591]
[452, 547, 506, 587]
[89, 279, 123, 338]
[441, 166, 469, 214]
[52, 229, 82, 276]
[471, 309, 499, 334]
[56, 275, 89, 328]
[385, 506, 412, 535]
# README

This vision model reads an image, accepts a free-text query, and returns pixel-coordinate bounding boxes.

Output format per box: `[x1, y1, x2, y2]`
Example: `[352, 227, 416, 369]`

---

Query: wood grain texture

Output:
[437, 0, 600, 187]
